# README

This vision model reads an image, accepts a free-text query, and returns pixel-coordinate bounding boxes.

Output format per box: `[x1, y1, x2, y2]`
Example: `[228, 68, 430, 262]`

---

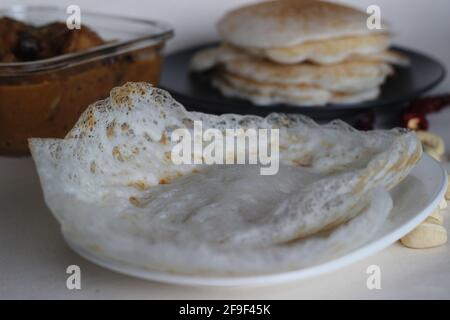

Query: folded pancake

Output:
[214, 73, 381, 106]
[191, 0, 407, 107]
[218, 0, 388, 49]
[29, 83, 422, 275]
[240, 33, 393, 65]
[191, 44, 406, 72]
[223, 57, 393, 93]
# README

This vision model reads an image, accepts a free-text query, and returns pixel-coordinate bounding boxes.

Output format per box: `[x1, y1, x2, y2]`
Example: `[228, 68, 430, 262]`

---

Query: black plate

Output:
[160, 43, 446, 119]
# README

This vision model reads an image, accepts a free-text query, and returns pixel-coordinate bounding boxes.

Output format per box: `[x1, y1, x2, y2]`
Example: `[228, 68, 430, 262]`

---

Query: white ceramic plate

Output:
[64, 154, 448, 287]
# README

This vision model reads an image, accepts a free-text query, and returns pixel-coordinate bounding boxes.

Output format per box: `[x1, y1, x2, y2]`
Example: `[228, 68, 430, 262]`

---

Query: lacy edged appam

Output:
[29, 83, 422, 275]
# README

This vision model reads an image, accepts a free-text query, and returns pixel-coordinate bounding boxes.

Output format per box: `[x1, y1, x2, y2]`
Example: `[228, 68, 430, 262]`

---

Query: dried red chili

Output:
[402, 94, 450, 131]
[402, 112, 429, 131]
[354, 111, 375, 131]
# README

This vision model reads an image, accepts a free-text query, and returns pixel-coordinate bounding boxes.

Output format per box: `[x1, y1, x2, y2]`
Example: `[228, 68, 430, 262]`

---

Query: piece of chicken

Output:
[0, 17, 105, 62]
[37, 22, 105, 58]
[0, 17, 28, 62]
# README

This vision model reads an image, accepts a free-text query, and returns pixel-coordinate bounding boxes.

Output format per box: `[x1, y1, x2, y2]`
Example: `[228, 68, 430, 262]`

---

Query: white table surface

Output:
[1, 0, 450, 299]
[0, 154, 449, 300]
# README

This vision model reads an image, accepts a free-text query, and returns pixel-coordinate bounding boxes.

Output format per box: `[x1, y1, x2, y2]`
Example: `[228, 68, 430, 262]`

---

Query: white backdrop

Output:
[1, 0, 450, 92]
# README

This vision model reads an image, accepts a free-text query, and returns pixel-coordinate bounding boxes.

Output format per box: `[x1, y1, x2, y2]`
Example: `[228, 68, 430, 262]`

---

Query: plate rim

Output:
[64, 154, 448, 287]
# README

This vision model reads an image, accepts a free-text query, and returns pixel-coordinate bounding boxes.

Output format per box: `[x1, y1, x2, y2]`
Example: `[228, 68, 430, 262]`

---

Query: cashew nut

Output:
[416, 131, 445, 161]
[426, 208, 444, 225]
[446, 176, 450, 200]
[440, 198, 448, 210]
[400, 222, 447, 249]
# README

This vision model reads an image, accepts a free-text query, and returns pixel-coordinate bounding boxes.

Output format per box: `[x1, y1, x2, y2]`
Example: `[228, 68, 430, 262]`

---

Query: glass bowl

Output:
[0, 6, 173, 156]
